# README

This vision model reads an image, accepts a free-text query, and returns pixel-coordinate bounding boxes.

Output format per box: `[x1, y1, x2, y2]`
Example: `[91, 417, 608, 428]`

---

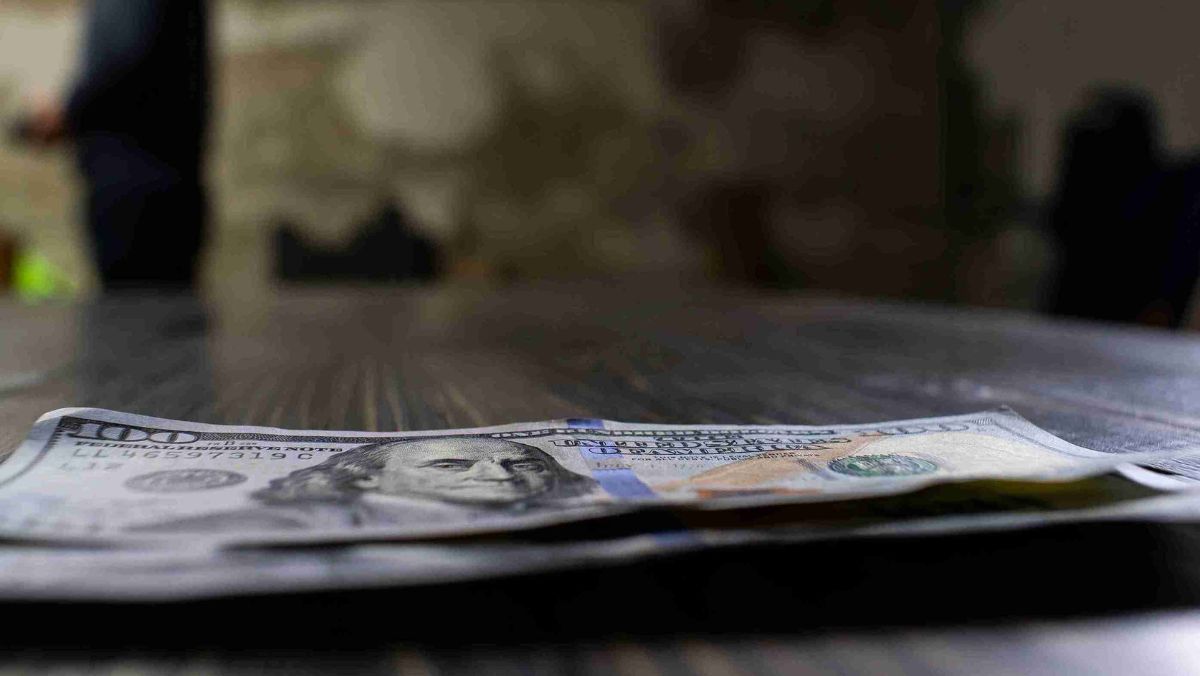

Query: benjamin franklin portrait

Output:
[131, 437, 600, 532]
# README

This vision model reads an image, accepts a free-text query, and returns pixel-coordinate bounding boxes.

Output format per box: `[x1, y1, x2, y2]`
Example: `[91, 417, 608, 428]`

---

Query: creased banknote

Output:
[0, 407, 1190, 547]
[0, 536, 684, 601]
[0, 472, 1196, 601]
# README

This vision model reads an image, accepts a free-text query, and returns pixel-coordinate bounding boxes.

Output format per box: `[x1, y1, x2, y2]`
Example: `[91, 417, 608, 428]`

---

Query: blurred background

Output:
[1, 0, 1198, 327]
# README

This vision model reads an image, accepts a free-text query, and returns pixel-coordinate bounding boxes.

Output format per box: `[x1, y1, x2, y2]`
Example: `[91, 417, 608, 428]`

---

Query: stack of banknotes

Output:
[0, 406, 1197, 600]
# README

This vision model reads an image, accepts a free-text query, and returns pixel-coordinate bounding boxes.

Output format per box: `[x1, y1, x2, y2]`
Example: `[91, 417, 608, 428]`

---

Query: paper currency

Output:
[0, 472, 1194, 601]
[0, 407, 1186, 546]
[0, 536, 684, 601]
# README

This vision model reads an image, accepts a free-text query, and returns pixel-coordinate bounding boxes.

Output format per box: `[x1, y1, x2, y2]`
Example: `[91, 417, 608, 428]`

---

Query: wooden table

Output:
[4, 282, 1200, 675]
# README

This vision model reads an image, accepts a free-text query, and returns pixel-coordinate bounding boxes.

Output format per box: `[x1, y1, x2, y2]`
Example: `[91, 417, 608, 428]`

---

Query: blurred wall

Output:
[214, 0, 703, 295]
[968, 0, 1200, 198]
[0, 0, 950, 300]
[0, 0, 698, 294]
[0, 0, 86, 289]
[657, 1, 944, 297]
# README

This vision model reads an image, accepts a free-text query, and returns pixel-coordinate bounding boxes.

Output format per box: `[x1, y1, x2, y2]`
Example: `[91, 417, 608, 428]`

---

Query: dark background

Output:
[1, 0, 1197, 321]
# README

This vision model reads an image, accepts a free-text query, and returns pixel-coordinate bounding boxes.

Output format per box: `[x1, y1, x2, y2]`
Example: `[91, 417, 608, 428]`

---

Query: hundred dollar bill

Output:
[0, 407, 1189, 546]
[0, 472, 1195, 600]
[0, 536, 684, 601]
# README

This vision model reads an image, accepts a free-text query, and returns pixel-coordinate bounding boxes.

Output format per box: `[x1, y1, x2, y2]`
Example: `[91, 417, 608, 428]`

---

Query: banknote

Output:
[0, 536, 683, 601]
[0, 407, 1191, 546]
[0, 471, 1195, 600]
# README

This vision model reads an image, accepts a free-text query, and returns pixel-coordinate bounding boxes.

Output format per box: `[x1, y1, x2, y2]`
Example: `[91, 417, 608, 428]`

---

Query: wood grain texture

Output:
[4, 282, 1200, 675]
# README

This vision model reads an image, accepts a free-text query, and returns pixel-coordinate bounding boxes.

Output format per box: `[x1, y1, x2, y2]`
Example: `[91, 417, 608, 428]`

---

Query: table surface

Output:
[5, 282, 1200, 675]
